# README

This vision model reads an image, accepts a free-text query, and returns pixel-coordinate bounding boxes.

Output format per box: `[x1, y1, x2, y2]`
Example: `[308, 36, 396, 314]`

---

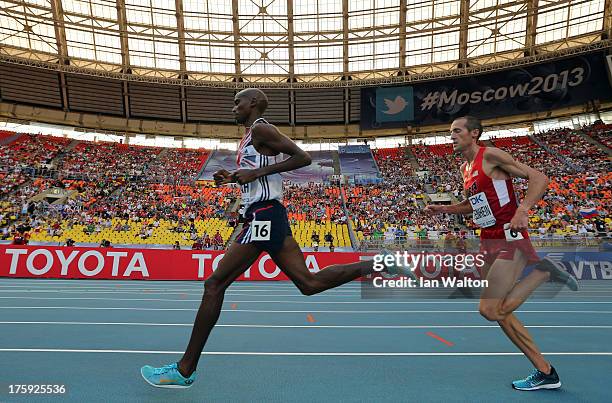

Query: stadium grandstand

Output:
[0, 0, 611, 401]
[1, 0, 611, 252]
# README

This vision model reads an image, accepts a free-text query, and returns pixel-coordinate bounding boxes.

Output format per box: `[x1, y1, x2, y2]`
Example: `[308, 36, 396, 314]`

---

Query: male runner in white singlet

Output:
[141, 88, 390, 388]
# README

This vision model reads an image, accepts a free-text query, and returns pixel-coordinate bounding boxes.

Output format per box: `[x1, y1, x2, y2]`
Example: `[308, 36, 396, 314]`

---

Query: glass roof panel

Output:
[0, 0, 606, 80]
[0, 0, 57, 54]
[467, 1, 526, 57]
[62, 0, 121, 64]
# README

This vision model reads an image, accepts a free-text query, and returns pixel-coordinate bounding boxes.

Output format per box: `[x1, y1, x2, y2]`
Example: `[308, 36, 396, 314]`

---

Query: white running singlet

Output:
[236, 117, 283, 210]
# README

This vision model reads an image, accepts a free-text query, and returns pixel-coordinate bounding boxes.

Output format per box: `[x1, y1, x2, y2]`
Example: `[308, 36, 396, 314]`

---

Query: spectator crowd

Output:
[0, 123, 610, 248]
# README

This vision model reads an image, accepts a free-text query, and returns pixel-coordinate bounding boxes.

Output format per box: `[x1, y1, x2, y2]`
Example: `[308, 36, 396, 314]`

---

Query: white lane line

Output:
[0, 290, 354, 298]
[2, 306, 612, 314]
[0, 281, 360, 286]
[1, 296, 612, 304]
[0, 291, 609, 302]
[0, 288, 606, 296]
[0, 349, 611, 356]
[1, 280, 609, 290]
[0, 286, 360, 293]
[2, 287, 611, 297]
[0, 281, 363, 289]
[0, 321, 611, 329]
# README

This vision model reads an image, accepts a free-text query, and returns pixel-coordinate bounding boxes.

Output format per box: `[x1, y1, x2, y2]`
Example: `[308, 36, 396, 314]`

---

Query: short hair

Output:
[458, 116, 483, 139]
[237, 88, 268, 113]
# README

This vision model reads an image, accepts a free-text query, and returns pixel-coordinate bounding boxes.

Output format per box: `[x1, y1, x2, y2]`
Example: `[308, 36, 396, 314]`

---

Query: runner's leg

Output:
[178, 242, 262, 376]
[270, 236, 373, 295]
[497, 267, 550, 314]
[498, 313, 550, 373]
[479, 250, 551, 373]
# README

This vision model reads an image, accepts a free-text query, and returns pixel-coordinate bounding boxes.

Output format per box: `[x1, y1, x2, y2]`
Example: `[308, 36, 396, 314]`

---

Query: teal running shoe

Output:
[512, 366, 561, 391]
[380, 248, 418, 282]
[141, 363, 196, 389]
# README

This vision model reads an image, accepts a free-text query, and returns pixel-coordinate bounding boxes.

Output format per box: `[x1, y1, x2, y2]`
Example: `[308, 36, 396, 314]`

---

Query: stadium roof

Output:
[0, 0, 610, 87]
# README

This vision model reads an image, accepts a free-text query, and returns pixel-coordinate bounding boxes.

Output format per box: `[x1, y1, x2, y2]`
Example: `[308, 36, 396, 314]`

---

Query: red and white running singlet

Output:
[462, 147, 518, 229]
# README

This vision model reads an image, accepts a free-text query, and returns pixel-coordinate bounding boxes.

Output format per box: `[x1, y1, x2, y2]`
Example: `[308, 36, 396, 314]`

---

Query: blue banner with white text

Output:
[537, 251, 612, 280]
[360, 52, 612, 129]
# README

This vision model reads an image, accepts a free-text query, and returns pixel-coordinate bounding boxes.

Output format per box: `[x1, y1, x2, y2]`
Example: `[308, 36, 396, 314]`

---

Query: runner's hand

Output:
[509, 207, 529, 231]
[232, 169, 260, 185]
[213, 170, 233, 186]
[424, 204, 446, 215]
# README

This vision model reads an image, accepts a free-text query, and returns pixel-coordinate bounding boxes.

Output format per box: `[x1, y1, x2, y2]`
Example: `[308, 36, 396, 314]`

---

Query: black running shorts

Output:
[235, 200, 292, 254]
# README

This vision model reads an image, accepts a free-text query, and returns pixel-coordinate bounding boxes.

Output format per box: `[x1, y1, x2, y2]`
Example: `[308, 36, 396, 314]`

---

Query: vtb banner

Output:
[360, 52, 612, 129]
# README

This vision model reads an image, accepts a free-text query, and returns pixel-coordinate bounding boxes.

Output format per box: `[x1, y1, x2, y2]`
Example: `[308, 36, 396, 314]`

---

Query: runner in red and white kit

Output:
[462, 144, 540, 265]
[425, 116, 578, 391]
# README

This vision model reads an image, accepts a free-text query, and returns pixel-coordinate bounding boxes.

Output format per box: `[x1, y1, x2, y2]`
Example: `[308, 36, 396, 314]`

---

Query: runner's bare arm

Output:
[484, 147, 549, 212]
[232, 123, 312, 185]
[424, 199, 472, 215]
[424, 161, 472, 215]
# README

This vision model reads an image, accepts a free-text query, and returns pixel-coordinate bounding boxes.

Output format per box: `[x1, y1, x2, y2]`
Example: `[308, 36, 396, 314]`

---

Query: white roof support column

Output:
[116, 0, 131, 118]
[603, 0, 612, 40]
[232, 0, 241, 80]
[175, 0, 187, 122]
[50, 0, 69, 110]
[399, 0, 407, 73]
[525, 0, 539, 56]
[459, 0, 469, 67]
[342, 0, 349, 77]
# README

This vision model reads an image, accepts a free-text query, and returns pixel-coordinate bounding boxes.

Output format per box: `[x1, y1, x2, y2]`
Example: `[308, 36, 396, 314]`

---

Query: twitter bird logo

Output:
[375, 87, 413, 123]
[382, 96, 407, 115]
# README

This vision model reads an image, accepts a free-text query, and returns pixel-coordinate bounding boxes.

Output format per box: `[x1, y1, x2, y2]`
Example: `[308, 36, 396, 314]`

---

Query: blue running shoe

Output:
[536, 257, 579, 291]
[512, 366, 561, 391]
[141, 363, 196, 389]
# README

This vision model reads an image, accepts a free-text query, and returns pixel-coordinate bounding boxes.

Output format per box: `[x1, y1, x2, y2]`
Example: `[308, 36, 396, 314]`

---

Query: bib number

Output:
[251, 220, 271, 241]
[469, 192, 496, 228]
[503, 223, 524, 242]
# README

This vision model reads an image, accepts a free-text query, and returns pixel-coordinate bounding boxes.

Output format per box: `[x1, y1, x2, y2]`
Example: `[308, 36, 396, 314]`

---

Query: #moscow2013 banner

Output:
[360, 52, 612, 130]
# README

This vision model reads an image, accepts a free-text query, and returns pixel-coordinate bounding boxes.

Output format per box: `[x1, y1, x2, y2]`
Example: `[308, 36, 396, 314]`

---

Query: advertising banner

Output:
[360, 52, 612, 129]
[0, 245, 371, 281]
[540, 251, 612, 280]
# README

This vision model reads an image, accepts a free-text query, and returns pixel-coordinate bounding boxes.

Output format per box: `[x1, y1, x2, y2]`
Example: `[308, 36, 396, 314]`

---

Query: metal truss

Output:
[0, 39, 609, 89]
[0, 0, 610, 89]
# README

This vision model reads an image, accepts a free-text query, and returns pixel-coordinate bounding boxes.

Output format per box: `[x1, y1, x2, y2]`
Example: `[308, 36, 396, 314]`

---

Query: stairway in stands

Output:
[0, 131, 22, 146]
[529, 134, 579, 172]
[226, 195, 245, 245]
[404, 146, 421, 170]
[48, 139, 80, 167]
[577, 131, 612, 156]
[332, 151, 341, 175]
[338, 185, 358, 248]
[156, 147, 169, 160]
[64, 139, 80, 151]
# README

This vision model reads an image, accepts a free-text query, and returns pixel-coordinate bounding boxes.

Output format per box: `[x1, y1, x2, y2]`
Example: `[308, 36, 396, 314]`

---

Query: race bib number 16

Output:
[251, 220, 271, 241]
